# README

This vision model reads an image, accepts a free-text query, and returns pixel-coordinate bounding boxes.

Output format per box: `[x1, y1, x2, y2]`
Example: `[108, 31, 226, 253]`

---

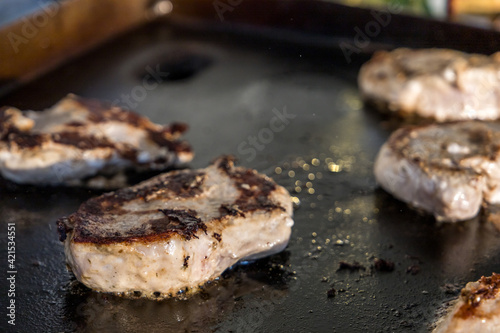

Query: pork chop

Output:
[0, 94, 192, 189]
[359, 48, 500, 121]
[434, 273, 500, 333]
[374, 121, 500, 222]
[57, 156, 294, 298]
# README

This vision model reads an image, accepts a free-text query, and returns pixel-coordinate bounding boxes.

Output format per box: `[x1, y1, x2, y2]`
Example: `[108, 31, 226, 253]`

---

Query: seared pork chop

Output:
[434, 273, 500, 333]
[0, 94, 192, 188]
[57, 156, 293, 298]
[359, 48, 500, 121]
[374, 121, 500, 222]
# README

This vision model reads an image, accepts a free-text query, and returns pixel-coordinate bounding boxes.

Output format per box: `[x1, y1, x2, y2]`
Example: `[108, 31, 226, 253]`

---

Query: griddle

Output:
[2, 2, 500, 332]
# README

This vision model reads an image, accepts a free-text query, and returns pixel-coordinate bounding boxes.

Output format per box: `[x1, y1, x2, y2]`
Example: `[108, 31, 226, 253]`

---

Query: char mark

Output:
[156, 208, 207, 240]
[183, 255, 190, 268]
[216, 155, 285, 214]
[52, 131, 115, 150]
[148, 129, 192, 153]
[56, 217, 73, 242]
[5, 132, 45, 148]
[456, 273, 500, 319]
[219, 204, 245, 218]
[213, 233, 222, 242]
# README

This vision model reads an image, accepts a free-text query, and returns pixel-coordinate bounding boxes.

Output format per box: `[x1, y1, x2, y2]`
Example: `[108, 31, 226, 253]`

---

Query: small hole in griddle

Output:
[139, 50, 213, 83]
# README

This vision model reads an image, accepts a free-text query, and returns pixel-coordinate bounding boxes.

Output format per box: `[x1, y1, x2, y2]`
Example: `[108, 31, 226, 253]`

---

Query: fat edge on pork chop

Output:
[57, 156, 294, 299]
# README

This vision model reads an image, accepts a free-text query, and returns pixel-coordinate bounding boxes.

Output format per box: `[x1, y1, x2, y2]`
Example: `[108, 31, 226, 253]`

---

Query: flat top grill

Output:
[2, 9, 500, 332]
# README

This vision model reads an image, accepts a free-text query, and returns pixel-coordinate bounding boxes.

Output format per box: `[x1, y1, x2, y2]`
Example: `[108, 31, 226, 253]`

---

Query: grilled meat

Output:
[57, 156, 294, 298]
[374, 121, 500, 222]
[0, 94, 192, 188]
[434, 273, 500, 333]
[359, 48, 500, 121]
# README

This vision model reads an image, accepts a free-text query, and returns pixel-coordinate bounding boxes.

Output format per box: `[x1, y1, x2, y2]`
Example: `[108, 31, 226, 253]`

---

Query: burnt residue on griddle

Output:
[455, 273, 500, 319]
[337, 261, 365, 272]
[327, 287, 336, 298]
[406, 265, 420, 275]
[373, 258, 395, 272]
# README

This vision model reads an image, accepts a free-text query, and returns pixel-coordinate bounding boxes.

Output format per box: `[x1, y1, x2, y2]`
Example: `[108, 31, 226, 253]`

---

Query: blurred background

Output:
[4, 0, 500, 28]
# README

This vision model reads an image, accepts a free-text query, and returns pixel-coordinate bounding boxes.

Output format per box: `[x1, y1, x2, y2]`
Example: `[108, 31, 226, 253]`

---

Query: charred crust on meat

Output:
[60, 157, 287, 245]
[468, 128, 492, 145]
[98, 171, 205, 205]
[132, 171, 205, 200]
[51, 131, 115, 150]
[156, 208, 207, 240]
[216, 156, 285, 214]
[386, 122, 500, 175]
[183, 255, 190, 268]
[68, 207, 207, 244]
[456, 273, 500, 319]
[56, 217, 73, 242]
[0, 95, 192, 162]
[148, 129, 192, 154]
[169, 122, 188, 135]
[65, 121, 85, 127]
[71, 95, 191, 154]
[216, 155, 236, 173]
[219, 204, 245, 218]
[6, 132, 44, 148]
[212, 233, 222, 242]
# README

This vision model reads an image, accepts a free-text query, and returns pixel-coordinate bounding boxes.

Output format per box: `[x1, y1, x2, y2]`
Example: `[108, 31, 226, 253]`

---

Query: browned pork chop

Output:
[374, 121, 500, 222]
[434, 273, 500, 333]
[359, 48, 500, 121]
[57, 156, 294, 298]
[0, 94, 192, 188]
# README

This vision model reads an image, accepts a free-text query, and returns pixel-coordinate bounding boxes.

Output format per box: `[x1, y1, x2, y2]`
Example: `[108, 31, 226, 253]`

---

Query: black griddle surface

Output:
[2, 22, 500, 333]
